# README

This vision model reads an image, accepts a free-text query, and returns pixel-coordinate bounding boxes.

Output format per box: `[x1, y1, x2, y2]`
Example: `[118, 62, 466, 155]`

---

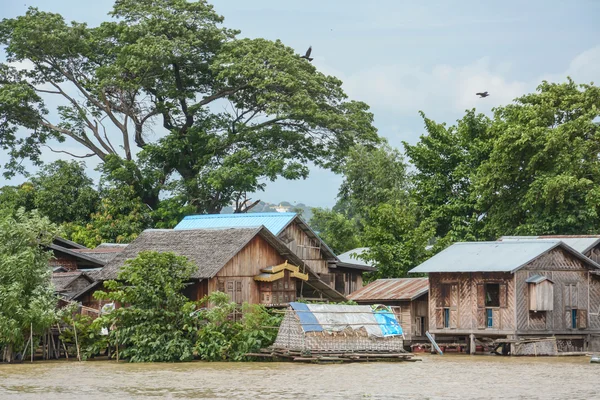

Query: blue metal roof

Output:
[174, 213, 297, 235]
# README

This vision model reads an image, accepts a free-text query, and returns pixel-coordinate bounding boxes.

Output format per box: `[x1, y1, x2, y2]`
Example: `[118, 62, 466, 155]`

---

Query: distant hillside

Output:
[221, 201, 315, 221]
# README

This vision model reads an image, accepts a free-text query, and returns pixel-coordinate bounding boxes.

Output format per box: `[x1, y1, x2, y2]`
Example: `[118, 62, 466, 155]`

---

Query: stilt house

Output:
[410, 240, 600, 353]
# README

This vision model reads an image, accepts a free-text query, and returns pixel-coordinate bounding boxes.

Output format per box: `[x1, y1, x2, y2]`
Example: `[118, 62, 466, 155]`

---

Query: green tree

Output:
[311, 143, 429, 277]
[310, 208, 361, 254]
[94, 251, 197, 362]
[65, 185, 152, 247]
[475, 79, 600, 236]
[0, 182, 36, 215]
[30, 160, 100, 225]
[404, 110, 492, 242]
[0, 0, 379, 213]
[0, 209, 58, 362]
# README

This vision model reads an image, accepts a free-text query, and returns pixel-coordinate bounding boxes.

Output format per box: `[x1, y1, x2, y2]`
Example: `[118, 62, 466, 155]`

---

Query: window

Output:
[444, 308, 450, 328]
[487, 309, 494, 328]
[485, 284, 500, 307]
[571, 309, 577, 329]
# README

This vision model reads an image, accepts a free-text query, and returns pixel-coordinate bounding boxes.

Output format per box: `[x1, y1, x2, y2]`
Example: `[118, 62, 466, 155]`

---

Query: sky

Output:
[1, 0, 599, 208]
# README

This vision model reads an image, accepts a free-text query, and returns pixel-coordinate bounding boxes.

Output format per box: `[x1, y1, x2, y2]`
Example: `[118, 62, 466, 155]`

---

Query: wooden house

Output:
[410, 240, 600, 354]
[174, 213, 374, 296]
[95, 227, 345, 309]
[499, 235, 600, 263]
[349, 278, 429, 345]
[336, 247, 376, 294]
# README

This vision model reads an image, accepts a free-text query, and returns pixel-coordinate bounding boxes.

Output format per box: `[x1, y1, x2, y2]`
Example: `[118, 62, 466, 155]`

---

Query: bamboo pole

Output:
[30, 323, 33, 363]
[56, 324, 69, 360]
[72, 321, 81, 362]
[21, 336, 31, 361]
[115, 328, 119, 362]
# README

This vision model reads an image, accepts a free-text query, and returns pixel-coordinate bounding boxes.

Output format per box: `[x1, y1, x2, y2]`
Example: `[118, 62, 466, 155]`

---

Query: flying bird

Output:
[476, 91, 490, 98]
[300, 46, 313, 62]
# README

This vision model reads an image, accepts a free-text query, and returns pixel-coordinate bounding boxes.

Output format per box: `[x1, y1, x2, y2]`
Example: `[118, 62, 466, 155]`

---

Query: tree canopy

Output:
[0, 0, 379, 214]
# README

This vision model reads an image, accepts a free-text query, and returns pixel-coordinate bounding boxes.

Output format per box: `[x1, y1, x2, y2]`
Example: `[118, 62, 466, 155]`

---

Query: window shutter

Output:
[441, 284, 450, 307]
[450, 309, 458, 329]
[477, 284, 485, 308]
[435, 308, 444, 329]
[450, 284, 459, 308]
[499, 284, 508, 308]
[577, 309, 588, 329]
[477, 309, 486, 329]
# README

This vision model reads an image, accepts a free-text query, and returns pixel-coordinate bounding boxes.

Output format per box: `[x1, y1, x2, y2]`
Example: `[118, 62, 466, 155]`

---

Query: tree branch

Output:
[43, 145, 96, 159]
[196, 85, 249, 107]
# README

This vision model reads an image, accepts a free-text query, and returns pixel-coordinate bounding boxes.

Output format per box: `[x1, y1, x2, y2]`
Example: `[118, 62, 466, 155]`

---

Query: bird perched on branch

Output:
[300, 46, 313, 61]
[476, 91, 489, 98]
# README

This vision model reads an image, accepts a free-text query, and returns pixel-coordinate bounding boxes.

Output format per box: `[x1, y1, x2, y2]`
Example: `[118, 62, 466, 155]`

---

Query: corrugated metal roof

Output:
[499, 235, 600, 254]
[410, 240, 574, 273]
[336, 248, 376, 271]
[349, 278, 429, 302]
[174, 213, 297, 235]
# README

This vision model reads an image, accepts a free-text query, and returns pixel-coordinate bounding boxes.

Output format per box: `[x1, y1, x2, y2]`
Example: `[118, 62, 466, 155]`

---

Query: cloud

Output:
[334, 46, 600, 117]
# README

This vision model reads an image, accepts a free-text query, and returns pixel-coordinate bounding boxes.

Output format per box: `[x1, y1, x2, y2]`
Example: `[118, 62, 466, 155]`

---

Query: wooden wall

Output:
[429, 247, 600, 337]
[515, 248, 600, 334]
[209, 235, 287, 305]
[429, 272, 515, 335]
[280, 223, 330, 275]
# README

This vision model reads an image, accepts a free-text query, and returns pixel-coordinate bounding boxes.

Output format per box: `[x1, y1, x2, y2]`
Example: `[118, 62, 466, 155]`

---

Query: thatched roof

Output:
[98, 226, 347, 301]
[51, 271, 94, 293]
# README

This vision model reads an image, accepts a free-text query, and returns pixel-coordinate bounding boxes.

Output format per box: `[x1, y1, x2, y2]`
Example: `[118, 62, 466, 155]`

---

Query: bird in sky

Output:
[300, 46, 313, 62]
[476, 91, 490, 98]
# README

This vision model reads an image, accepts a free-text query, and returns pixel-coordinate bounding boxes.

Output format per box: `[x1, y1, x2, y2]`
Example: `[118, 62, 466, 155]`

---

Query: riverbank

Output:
[0, 354, 597, 399]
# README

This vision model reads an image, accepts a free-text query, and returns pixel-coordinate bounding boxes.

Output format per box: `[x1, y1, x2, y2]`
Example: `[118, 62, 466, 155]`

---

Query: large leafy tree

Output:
[475, 79, 600, 236]
[95, 251, 197, 362]
[404, 110, 492, 242]
[0, 0, 378, 213]
[0, 209, 58, 362]
[311, 143, 430, 278]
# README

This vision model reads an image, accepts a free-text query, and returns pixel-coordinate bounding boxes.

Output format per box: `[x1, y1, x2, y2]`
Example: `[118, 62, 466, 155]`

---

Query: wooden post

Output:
[72, 321, 81, 362]
[115, 328, 119, 362]
[56, 324, 68, 360]
[30, 323, 33, 362]
[469, 334, 476, 355]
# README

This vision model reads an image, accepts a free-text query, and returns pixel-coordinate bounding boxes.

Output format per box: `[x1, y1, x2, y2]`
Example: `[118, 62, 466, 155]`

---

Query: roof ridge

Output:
[184, 212, 297, 220]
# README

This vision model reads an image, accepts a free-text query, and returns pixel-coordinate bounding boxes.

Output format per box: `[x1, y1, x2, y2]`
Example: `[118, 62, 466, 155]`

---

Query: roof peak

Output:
[183, 212, 298, 220]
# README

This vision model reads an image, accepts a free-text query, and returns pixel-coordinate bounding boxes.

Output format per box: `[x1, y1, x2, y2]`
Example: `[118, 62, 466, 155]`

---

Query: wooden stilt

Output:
[470, 334, 476, 355]
[116, 329, 119, 362]
[30, 324, 33, 362]
[72, 321, 81, 362]
[56, 324, 69, 360]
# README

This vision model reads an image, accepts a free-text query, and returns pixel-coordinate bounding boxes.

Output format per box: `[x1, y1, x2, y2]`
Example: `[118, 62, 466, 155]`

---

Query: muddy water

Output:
[0, 355, 598, 399]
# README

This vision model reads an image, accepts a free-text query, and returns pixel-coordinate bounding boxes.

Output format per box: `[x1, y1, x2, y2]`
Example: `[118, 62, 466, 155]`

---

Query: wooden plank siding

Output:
[429, 272, 515, 335]
[280, 223, 330, 276]
[208, 235, 288, 305]
[429, 247, 600, 338]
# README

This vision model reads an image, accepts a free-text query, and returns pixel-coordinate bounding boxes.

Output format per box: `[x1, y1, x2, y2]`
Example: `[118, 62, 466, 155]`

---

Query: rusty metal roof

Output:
[348, 278, 429, 302]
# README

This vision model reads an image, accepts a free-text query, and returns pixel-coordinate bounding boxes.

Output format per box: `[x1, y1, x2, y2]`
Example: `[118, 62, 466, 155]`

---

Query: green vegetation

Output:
[312, 79, 600, 278]
[0, 210, 58, 362]
[92, 251, 281, 362]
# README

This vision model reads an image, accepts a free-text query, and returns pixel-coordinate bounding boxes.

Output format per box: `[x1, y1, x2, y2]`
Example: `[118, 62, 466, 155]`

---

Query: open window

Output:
[485, 283, 500, 307]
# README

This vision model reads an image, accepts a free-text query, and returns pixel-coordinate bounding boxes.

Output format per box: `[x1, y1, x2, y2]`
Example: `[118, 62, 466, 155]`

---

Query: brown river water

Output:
[0, 354, 598, 399]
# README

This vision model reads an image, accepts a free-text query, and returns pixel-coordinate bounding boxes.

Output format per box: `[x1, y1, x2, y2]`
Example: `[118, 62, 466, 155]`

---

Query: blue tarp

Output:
[289, 302, 323, 332]
[373, 309, 403, 337]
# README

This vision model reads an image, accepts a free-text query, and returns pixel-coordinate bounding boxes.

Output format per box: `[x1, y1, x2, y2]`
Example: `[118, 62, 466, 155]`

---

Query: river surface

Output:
[0, 354, 598, 399]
